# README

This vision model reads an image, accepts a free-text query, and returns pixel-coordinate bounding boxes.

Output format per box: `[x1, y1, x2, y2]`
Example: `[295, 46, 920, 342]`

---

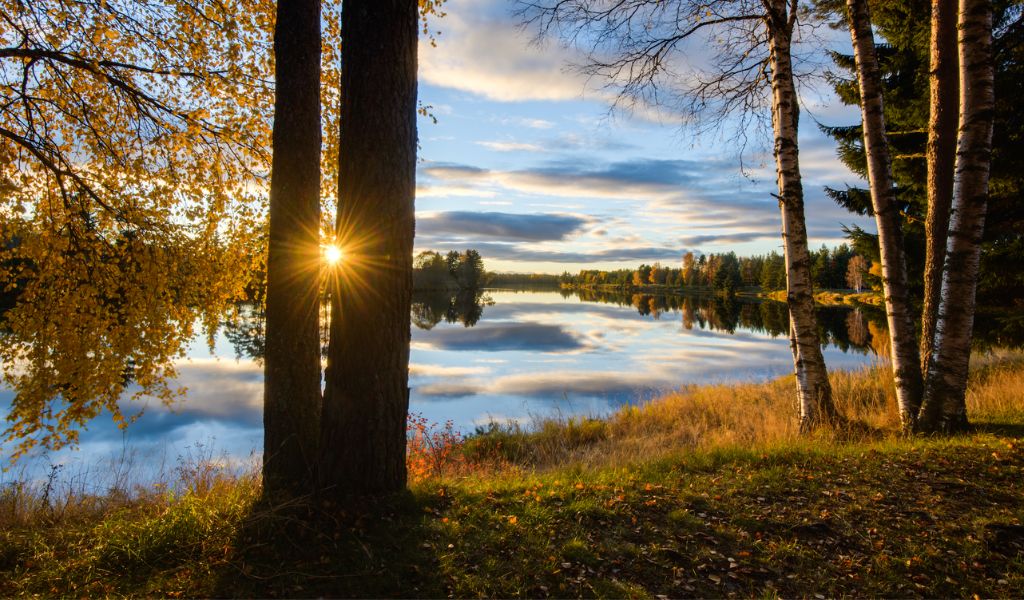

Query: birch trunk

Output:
[767, 0, 838, 430]
[319, 0, 419, 496]
[262, 0, 322, 497]
[845, 0, 923, 430]
[919, 0, 994, 434]
[921, 0, 960, 376]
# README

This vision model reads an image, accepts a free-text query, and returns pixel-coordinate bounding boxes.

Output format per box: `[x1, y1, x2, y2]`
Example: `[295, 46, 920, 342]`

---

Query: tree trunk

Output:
[319, 0, 419, 496]
[767, 0, 838, 431]
[846, 0, 923, 431]
[263, 0, 323, 496]
[921, 0, 960, 377]
[919, 0, 994, 433]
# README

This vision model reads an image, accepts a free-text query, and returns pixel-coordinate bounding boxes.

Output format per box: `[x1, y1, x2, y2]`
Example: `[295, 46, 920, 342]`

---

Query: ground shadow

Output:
[969, 420, 1024, 439]
[214, 491, 447, 598]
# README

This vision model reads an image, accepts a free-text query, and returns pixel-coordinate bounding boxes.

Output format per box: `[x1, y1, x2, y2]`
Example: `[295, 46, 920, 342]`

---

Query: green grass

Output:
[2, 354, 1024, 597]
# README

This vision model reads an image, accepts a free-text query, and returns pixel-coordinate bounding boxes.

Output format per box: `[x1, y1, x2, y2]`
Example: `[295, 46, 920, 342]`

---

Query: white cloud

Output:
[416, 183, 498, 198]
[420, 3, 590, 102]
[410, 363, 492, 378]
[518, 118, 556, 129]
[476, 140, 547, 152]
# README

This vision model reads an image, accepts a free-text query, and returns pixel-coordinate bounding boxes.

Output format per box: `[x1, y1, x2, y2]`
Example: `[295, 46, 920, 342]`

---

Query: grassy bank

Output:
[761, 288, 884, 307]
[2, 353, 1023, 597]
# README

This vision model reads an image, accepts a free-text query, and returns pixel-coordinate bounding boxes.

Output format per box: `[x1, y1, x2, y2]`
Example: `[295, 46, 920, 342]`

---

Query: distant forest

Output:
[413, 249, 564, 289]
[416, 245, 871, 295]
[561, 245, 867, 295]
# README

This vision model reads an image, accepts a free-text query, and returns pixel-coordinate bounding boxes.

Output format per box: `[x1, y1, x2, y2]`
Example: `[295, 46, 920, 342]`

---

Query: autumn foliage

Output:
[406, 412, 467, 483]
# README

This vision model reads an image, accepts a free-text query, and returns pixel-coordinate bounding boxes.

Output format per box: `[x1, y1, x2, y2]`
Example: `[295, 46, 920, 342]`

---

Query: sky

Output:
[412, 0, 874, 274]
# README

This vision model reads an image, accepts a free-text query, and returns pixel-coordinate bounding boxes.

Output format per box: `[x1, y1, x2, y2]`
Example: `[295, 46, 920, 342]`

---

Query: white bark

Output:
[846, 0, 923, 431]
[768, 0, 837, 430]
[919, 0, 994, 433]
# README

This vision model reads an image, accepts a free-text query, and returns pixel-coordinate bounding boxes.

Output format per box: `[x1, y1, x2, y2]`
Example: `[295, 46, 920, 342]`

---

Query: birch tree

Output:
[920, 0, 960, 374]
[846, 254, 867, 291]
[517, 0, 840, 428]
[0, 0, 273, 458]
[918, 0, 995, 433]
[844, 0, 923, 430]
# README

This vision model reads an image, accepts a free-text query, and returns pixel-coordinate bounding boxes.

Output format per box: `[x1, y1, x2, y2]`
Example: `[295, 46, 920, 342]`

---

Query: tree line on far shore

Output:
[413, 250, 486, 290]
[560, 245, 870, 295]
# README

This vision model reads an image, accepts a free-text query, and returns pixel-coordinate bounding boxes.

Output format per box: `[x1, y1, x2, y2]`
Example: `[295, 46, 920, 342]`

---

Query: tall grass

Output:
[0, 443, 256, 530]
[965, 349, 1024, 421]
[461, 350, 1024, 471]
[0, 444, 260, 595]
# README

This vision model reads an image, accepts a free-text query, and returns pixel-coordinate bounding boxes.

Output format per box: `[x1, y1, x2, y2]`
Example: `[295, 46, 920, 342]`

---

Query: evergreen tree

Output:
[713, 253, 742, 295]
[820, 0, 1023, 305]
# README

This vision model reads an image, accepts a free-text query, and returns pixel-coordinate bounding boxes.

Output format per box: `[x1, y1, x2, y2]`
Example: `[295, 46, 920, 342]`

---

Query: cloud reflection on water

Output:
[413, 321, 588, 352]
[4, 289, 880, 481]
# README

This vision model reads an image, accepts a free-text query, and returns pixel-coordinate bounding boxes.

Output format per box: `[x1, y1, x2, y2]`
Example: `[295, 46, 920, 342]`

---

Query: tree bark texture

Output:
[767, 0, 838, 431]
[919, 0, 994, 433]
[921, 0, 960, 376]
[319, 0, 419, 496]
[846, 0, 923, 430]
[263, 0, 323, 496]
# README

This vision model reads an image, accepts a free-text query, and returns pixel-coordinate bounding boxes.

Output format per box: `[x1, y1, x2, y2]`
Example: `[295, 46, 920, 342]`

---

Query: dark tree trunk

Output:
[921, 0, 960, 377]
[767, 0, 838, 430]
[319, 0, 419, 496]
[263, 0, 323, 496]
[846, 0, 923, 431]
[919, 0, 994, 434]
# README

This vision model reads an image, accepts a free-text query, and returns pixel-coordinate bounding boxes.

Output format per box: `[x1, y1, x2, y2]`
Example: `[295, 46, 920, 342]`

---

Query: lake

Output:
[2, 289, 882, 482]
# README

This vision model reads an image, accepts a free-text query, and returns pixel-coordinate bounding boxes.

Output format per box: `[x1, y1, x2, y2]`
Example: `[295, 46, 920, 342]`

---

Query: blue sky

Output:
[412, 0, 875, 274]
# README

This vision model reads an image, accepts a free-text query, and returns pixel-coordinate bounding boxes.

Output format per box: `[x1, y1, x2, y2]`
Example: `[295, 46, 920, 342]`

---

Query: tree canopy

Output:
[0, 0, 280, 457]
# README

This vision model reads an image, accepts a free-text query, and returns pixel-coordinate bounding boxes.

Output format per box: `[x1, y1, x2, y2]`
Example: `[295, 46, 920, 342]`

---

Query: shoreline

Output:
[559, 282, 886, 307]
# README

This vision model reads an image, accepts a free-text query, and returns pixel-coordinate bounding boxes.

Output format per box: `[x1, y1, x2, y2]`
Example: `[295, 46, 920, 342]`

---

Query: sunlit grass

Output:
[460, 350, 1024, 471]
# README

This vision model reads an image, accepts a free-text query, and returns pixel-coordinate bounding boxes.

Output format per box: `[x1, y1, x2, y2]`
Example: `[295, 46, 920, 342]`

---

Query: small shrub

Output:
[407, 413, 467, 482]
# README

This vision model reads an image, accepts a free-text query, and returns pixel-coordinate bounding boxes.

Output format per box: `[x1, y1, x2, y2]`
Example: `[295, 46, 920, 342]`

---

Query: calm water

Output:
[2, 289, 881, 480]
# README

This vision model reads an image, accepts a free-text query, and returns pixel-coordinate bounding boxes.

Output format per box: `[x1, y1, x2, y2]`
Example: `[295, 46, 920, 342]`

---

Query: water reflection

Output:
[8, 278, 1024, 486]
[2, 287, 888, 480]
[219, 289, 881, 364]
[411, 289, 493, 330]
[404, 290, 886, 424]
[222, 303, 267, 362]
[564, 289, 881, 354]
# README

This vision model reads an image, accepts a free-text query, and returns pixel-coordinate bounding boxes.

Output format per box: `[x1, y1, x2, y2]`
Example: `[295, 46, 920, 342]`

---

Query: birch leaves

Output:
[0, 0, 275, 457]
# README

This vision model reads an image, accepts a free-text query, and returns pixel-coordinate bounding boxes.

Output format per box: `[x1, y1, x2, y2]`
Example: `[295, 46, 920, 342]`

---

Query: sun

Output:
[323, 244, 343, 265]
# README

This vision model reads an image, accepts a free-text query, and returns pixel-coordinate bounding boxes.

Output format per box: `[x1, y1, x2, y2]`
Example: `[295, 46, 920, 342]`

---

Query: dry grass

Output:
[761, 289, 885, 307]
[966, 349, 1024, 421]
[0, 443, 257, 534]
[465, 350, 1024, 471]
